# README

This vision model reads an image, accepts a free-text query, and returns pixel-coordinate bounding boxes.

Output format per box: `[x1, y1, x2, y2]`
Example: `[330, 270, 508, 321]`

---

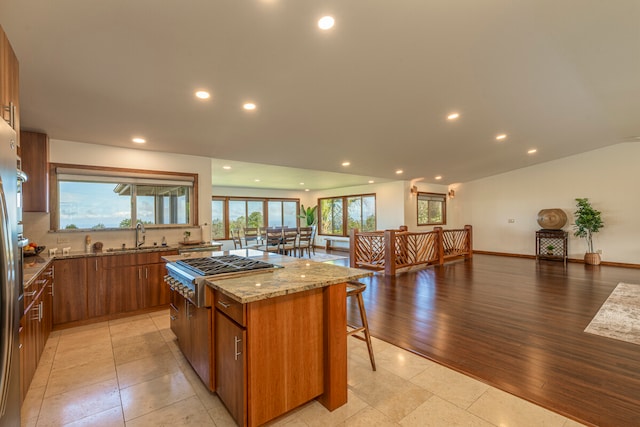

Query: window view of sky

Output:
[59, 182, 131, 229]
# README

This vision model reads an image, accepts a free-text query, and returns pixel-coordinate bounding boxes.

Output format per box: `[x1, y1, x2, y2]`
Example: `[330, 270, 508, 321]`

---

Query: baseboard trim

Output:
[472, 250, 640, 269]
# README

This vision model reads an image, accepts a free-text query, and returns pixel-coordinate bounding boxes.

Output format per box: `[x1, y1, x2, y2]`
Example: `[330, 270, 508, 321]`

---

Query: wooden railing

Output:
[349, 225, 473, 275]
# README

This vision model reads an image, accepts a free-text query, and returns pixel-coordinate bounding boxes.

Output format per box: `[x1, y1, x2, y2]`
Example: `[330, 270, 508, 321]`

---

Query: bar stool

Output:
[346, 281, 376, 371]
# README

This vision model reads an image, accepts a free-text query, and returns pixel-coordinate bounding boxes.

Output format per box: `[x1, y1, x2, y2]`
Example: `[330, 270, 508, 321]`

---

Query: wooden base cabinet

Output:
[20, 263, 54, 401]
[53, 258, 88, 325]
[170, 291, 213, 389]
[213, 284, 345, 427]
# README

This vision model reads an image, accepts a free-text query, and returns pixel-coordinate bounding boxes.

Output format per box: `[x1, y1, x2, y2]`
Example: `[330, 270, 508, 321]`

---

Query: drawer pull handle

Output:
[170, 315, 177, 321]
[24, 291, 36, 297]
[234, 336, 242, 361]
[217, 300, 230, 309]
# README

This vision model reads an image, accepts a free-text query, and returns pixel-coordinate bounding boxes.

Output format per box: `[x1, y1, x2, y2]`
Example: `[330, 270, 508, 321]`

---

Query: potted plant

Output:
[573, 198, 604, 265]
[298, 204, 317, 226]
[546, 244, 555, 255]
[183, 230, 191, 242]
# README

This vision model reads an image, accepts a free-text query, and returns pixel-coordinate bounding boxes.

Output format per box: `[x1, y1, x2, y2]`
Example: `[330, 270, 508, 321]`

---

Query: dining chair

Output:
[230, 229, 243, 249]
[243, 227, 260, 248]
[259, 228, 283, 254]
[297, 226, 313, 258]
[282, 229, 298, 256]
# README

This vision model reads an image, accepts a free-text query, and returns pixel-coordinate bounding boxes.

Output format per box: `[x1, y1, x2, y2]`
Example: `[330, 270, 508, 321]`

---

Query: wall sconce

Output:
[410, 185, 418, 195]
[448, 189, 455, 198]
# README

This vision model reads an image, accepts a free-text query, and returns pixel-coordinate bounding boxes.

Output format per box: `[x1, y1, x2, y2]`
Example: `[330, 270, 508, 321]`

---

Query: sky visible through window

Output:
[59, 181, 132, 229]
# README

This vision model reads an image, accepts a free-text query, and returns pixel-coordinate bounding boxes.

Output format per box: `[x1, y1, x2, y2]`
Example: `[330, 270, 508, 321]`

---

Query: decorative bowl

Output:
[24, 245, 46, 257]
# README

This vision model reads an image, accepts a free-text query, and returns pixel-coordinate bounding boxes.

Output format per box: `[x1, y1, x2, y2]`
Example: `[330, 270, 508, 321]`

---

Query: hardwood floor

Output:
[338, 254, 640, 427]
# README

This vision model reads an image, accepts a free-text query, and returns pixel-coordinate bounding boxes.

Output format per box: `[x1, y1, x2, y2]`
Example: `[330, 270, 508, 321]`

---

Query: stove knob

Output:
[187, 290, 195, 299]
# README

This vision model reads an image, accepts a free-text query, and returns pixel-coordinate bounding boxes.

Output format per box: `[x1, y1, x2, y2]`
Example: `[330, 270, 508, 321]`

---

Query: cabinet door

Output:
[87, 257, 108, 317]
[172, 293, 191, 360]
[53, 258, 88, 325]
[102, 265, 140, 314]
[20, 131, 49, 212]
[142, 263, 170, 308]
[215, 310, 246, 426]
[190, 305, 213, 390]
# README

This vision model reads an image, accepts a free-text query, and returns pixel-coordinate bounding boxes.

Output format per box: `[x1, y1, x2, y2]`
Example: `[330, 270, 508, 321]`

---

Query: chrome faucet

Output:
[135, 222, 146, 248]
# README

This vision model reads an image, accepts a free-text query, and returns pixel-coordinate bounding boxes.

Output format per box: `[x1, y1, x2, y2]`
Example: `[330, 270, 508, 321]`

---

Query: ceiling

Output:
[1, 1, 639, 190]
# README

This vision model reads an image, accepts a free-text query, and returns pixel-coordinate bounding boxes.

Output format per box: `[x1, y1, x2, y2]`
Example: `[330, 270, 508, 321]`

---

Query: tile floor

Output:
[21, 309, 587, 427]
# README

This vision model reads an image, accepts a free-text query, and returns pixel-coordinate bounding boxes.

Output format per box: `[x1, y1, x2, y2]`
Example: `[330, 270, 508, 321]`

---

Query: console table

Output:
[536, 230, 568, 265]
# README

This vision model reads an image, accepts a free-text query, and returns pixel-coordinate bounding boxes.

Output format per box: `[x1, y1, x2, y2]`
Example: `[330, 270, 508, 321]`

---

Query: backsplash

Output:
[23, 212, 208, 252]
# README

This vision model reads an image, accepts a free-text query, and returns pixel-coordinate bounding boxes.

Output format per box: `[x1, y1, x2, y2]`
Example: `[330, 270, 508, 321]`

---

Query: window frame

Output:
[416, 192, 446, 226]
[318, 193, 376, 237]
[211, 196, 300, 240]
[50, 163, 198, 231]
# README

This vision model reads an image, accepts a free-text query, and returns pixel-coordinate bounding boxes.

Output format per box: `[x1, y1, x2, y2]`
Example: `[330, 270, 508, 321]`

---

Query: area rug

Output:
[584, 282, 640, 345]
[308, 253, 348, 262]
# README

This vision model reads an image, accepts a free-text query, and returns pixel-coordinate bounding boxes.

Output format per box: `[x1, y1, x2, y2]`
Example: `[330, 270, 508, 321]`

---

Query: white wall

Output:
[449, 142, 640, 264]
[24, 139, 213, 252]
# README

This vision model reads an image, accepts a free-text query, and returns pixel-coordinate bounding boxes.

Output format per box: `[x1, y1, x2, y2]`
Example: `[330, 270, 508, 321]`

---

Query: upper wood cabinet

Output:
[21, 131, 49, 212]
[0, 25, 20, 138]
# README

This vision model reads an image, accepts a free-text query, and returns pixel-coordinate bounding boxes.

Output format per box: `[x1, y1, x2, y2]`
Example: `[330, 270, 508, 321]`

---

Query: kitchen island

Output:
[162, 250, 372, 427]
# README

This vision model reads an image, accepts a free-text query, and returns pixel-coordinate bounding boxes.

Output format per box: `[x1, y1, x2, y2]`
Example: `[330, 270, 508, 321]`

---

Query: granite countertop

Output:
[23, 255, 53, 287]
[205, 260, 372, 303]
[163, 249, 372, 304]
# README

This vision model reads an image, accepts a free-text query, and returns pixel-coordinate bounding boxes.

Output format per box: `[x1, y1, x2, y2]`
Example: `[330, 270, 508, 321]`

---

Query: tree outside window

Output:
[320, 194, 376, 236]
[417, 192, 446, 226]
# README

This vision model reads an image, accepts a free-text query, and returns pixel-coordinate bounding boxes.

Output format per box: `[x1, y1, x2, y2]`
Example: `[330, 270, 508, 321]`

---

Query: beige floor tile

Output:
[150, 312, 170, 330]
[468, 388, 568, 427]
[116, 350, 181, 389]
[45, 355, 117, 398]
[51, 340, 113, 371]
[160, 327, 177, 343]
[63, 406, 125, 427]
[35, 379, 121, 426]
[148, 308, 169, 318]
[21, 385, 45, 423]
[109, 313, 154, 326]
[29, 358, 53, 390]
[294, 390, 369, 427]
[563, 418, 589, 426]
[120, 371, 195, 421]
[339, 406, 398, 426]
[399, 395, 495, 427]
[207, 395, 239, 427]
[55, 325, 112, 354]
[112, 330, 171, 365]
[372, 346, 435, 380]
[410, 362, 489, 409]
[126, 395, 215, 427]
[109, 316, 159, 340]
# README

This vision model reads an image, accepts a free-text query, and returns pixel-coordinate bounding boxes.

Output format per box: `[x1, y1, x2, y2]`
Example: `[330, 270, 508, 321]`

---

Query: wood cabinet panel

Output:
[53, 258, 88, 325]
[20, 131, 49, 212]
[0, 25, 19, 138]
[215, 310, 246, 426]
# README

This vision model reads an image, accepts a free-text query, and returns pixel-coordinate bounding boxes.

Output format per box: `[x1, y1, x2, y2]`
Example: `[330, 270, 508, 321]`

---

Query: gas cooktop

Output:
[176, 254, 278, 277]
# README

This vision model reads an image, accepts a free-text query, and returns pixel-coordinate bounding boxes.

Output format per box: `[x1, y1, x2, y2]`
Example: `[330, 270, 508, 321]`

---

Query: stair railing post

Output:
[434, 226, 444, 265]
[464, 224, 473, 259]
[384, 229, 396, 276]
[349, 228, 358, 267]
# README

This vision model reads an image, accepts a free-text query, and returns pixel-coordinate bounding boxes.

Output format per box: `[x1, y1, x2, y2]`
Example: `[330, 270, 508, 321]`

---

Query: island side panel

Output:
[246, 287, 324, 426]
[317, 282, 347, 411]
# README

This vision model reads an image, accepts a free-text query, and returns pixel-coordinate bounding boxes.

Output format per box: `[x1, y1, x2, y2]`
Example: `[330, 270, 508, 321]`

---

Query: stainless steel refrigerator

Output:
[0, 118, 20, 427]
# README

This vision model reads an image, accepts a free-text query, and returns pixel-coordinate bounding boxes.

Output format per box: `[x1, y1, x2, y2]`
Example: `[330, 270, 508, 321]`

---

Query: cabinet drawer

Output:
[214, 290, 245, 327]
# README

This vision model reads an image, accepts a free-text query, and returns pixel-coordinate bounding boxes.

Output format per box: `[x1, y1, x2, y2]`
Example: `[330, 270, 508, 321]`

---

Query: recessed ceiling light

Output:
[318, 16, 335, 30]
[341, 161, 350, 167]
[195, 90, 210, 99]
[435, 175, 442, 180]
[305, 189, 310, 192]
[528, 149, 537, 154]
[243, 102, 256, 111]
[368, 180, 375, 184]
[447, 113, 460, 120]
[254, 179, 261, 182]
[132, 137, 146, 144]
[299, 182, 304, 185]
[395, 169, 403, 175]
[496, 134, 507, 141]
[222, 165, 232, 170]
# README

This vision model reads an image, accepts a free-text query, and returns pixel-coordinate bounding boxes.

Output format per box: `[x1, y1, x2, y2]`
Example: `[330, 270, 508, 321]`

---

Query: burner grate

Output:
[176, 254, 276, 276]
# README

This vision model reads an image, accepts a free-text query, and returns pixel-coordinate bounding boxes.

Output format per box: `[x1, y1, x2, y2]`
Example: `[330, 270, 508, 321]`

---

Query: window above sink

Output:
[50, 163, 198, 231]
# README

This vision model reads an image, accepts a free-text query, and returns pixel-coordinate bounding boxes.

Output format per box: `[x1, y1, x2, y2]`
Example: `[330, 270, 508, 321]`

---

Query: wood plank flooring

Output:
[339, 254, 640, 427]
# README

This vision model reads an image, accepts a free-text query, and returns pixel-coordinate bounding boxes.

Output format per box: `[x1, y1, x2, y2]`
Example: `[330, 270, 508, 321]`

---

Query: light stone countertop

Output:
[163, 249, 373, 304]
